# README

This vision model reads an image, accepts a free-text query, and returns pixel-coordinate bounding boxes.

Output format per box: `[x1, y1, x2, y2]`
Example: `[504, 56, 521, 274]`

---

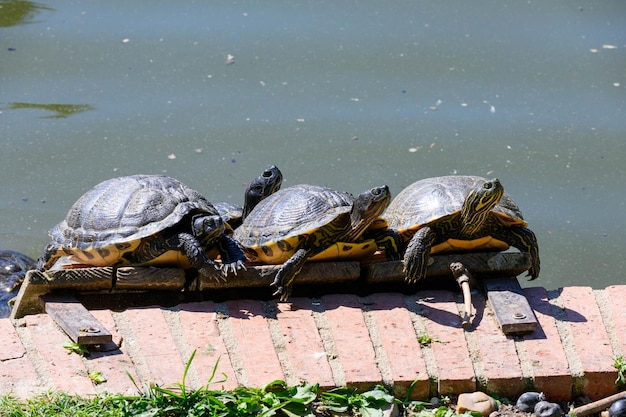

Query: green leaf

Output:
[613, 355, 626, 385]
[88, 370, 107, 384]
[362, 385, 394, 405]
[62, 341, 89, 356]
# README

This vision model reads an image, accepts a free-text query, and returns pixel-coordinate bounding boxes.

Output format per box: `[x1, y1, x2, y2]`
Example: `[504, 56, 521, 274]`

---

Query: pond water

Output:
[1, 0, 625, 292]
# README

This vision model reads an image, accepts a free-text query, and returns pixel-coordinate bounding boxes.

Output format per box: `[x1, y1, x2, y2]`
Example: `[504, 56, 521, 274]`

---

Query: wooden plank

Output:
[11, 252, 528, 318]
[483, 277, 538, 334]
[364, 252, 531, 284]
[11, 262, 361, 317]
[10, 267, 187, 319]
[197, 261, 361, 289]
[39, 293, 113, 345]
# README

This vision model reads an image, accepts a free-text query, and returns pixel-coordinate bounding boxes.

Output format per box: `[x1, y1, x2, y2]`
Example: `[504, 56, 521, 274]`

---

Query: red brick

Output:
[471, 293, 523, 397]
[366, 293, 429, 399]
[88, 309, 141, 395]
[24, 314, 96, 396]
[321, 294, 382, 390]
[276, 298, 335, 388]
[0, 319, 42, 398]
[523, 287, 572, 400]
[226, 299, 284, 387]
[605, 286, 626, 356]
[0, 319, 25, 361]
[177, 301, 239, 390]
[123, 306, 185, 387]
[417, 290, 475, 394]
[559, 287, 617, 400]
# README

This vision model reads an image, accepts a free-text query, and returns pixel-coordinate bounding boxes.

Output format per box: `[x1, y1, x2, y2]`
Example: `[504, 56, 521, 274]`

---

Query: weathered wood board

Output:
[40, 293, 113, 345]
[364, 251, 531, 283]
[10, 267, 188, 319]
[483, 276, 538, 334]
[10, 252, 533, 321]
[10, 261, 362, 318]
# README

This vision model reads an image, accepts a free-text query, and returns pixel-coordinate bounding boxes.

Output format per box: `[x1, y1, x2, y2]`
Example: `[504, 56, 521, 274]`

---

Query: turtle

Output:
[379, 175, 540, 284]
[214, 165, 283, 229]
[234, 183, 391, 301]
[0, 250, 35, 318]
[609, 399, 626, 417]
[36, 174, 247, 283]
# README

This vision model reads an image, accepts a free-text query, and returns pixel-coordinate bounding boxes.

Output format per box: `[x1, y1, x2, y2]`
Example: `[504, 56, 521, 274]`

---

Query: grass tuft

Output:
[0, 350, 480, 416]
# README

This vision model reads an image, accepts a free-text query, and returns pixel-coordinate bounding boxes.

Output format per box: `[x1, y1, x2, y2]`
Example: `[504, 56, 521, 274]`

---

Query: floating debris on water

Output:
[430, 99, 443, 110]
[226, 54, 235, 64]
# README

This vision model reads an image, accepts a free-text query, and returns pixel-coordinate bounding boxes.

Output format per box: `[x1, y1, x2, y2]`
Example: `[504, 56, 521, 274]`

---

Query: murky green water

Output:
[1, 0, 625, 291]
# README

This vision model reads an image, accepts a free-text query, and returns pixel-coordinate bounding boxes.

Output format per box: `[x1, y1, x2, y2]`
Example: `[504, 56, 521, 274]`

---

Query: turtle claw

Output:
[270, 277, 292, 301]
[270, 274, 279, 288]
[221, 260, 247, 276]
[272, 285, 291, 302]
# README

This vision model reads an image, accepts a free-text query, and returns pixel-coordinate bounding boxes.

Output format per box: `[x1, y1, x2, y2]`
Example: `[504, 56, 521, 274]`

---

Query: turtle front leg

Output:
[403, 226, 436, 284]
[176, 232, 224, 281]
[371, 228, 406, 261]
[272, 248, 309, 302]
[218, 234, 248, 275]
[500, 226, 540, 280]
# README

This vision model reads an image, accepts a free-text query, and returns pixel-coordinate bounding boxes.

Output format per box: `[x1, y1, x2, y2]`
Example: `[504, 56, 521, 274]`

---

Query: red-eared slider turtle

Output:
[381, 175, 539, 283]
[214, 165, 283, 229]
[234, 184, 391, 300]
[36, 175, 247, 282]
[0, 250, 35, 318]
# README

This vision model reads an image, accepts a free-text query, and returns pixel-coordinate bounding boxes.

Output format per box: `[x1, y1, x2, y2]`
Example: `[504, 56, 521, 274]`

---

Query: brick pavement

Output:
[1, 285, 625, 401]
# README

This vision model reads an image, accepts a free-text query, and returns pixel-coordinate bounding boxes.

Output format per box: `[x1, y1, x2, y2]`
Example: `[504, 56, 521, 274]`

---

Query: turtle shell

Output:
[47, 175, 225, 267]
[0, 250, 35, 318]
[214, 201, 243, 228]
[234, 184, 361, 264]
[385, 175, 526, 253]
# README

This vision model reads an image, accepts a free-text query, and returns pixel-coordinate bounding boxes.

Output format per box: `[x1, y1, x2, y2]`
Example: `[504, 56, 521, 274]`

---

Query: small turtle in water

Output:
[378, 175, 540, 283]
[0, 250, 35, 318]
[234, 183, 391, 300]
[214, 165, 283, 229]
[36, 175, 247, 284]
[609, 399, 626, 417]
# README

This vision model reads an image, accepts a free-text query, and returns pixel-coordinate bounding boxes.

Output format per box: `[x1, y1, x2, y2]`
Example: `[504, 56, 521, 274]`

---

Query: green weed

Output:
[613, 355, 626, 386]
[0, 351, 474, 416]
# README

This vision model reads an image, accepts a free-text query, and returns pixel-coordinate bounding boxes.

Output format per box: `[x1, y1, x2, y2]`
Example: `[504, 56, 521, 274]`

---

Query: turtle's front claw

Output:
[221, 260, 247, 276]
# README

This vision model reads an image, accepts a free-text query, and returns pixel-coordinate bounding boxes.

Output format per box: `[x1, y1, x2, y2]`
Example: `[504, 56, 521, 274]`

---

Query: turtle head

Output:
[191, 213, 226, 245]
[242, 165, 283, 219]
[349, 185, 391, 236]
[460, 178, 504, 235]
